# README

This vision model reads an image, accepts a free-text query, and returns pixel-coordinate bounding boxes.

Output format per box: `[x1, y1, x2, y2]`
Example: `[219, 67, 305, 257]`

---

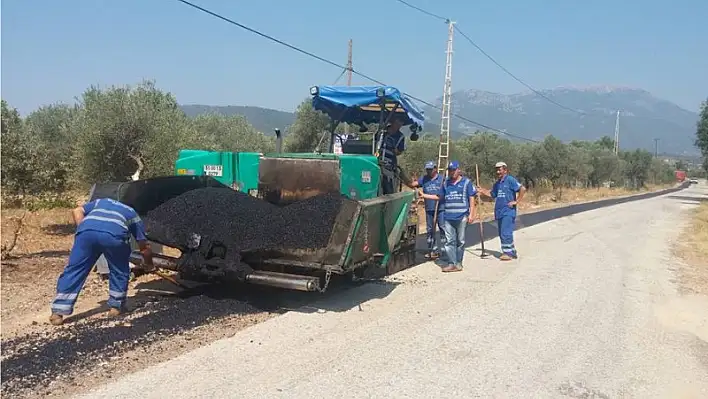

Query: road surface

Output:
[80, 184, 708, 399]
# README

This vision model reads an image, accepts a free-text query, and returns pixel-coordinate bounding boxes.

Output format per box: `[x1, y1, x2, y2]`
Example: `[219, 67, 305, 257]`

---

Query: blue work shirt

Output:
[378, 130, 405, 168]
[418, 173, 445, 212]
[439, 177, 477, 221]
[491, 174, 523, 219]
[77, 198, 147, 242]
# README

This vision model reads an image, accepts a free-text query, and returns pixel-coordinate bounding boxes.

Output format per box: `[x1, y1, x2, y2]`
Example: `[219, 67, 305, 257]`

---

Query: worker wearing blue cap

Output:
[376, 116, 407, 194]
[409, 161, 447, 260]
[419, 160, 477, 272]
[48, 198, 155, 326]
[477, 161, 526, 261]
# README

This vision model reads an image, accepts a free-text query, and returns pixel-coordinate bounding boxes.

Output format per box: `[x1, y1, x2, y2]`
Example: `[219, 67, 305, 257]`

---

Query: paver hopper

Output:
[115, 171, 417, 292]
[109, 85, 426, 291]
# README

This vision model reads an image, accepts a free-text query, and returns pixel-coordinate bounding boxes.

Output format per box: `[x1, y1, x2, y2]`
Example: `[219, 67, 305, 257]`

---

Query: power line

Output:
[394, 0, 448, 22]
[393, 0, 585, 116]
[174, 0, 537, 142]
[454, 26, 585, 115]
[332, 68, 347, 85]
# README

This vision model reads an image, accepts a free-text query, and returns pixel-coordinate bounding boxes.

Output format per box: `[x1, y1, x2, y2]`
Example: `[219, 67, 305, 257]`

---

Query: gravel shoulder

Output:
[672, 181, 708, 296]
[79, 185, 708, 399]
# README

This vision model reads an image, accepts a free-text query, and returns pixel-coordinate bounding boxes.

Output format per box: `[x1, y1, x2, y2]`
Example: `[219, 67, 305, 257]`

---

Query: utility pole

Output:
[344, 39, 353, 137]
[437, 20, 455, 173]
[613, 110, 620, 155]
[346, 39, 353, 87]
[654, 138, 660, 158]
[430, 20, 456, 254]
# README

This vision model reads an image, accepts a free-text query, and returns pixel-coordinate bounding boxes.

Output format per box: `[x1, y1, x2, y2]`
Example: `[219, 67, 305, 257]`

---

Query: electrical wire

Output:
[394, 0, 448, 22]
[174, 0, 538, 142]
[454, 26, 585, 115]
[394, 0, 585, 115]
[332, 68, 347, 85]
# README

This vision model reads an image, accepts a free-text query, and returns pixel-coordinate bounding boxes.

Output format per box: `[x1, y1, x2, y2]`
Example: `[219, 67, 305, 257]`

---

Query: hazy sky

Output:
[2, 0, 706, 116]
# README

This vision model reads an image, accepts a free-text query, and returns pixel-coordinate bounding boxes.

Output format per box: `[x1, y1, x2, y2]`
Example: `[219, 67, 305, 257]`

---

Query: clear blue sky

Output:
[2, 0, 706, 116]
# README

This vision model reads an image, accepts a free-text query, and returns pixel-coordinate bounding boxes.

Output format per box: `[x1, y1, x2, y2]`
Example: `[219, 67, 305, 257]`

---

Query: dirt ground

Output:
[0, 209, 276, 399]
[0, 183, 676, 398]
[675, 199, 708, 296]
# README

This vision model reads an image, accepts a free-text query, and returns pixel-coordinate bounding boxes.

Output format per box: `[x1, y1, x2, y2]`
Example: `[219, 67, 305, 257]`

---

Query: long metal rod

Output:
[245, 271, 319, 292]
[344, 39, 353, 137]
[475, 163, 486, 258]
[129, 251, 320, 292]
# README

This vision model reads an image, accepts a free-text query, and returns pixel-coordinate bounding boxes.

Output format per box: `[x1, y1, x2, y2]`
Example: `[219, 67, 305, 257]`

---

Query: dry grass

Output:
[0, 207, 170, 337]
[1, 208, 77, 334]
[416, 183, 675, 231]
[675, 202, 708, 296]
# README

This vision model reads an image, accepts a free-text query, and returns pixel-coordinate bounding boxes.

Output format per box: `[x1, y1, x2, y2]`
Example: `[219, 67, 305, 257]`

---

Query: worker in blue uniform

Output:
[420, 161, 477, 272]
[375, 115, 406, 194]
[477, 161, 526, 261]
[49, 198, 155, 326]
[409, 161, 447, 260]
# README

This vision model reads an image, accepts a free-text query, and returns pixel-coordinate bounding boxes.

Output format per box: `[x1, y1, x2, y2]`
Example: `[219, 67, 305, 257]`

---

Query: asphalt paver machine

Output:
[101, 86, 426, 292]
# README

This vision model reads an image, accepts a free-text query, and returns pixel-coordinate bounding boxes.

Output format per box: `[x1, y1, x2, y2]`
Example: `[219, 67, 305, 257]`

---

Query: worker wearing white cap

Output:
[477, 161, 526, 261]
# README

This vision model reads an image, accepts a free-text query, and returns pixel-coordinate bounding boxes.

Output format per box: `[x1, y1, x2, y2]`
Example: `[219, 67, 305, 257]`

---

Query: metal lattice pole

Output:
[430, 20, 455, 246]
[344, 39, 353, 136]
[613, 109, 620, 155]
[437, 20, 455, 173]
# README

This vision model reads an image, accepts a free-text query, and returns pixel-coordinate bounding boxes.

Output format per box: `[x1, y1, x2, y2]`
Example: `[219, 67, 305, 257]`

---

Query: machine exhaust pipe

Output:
[129, 251, 320, 292]
[244, 270, 319, 292]
[274, 128, 283, 153]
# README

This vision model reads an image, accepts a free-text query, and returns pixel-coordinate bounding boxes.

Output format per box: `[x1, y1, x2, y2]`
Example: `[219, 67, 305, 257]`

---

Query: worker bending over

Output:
[408, 161, 447, 260]
[49, 198, 155, 326]
[419, 161, 477, 272]
[376, 116, 406, 194]
[477, 161, 526, 261]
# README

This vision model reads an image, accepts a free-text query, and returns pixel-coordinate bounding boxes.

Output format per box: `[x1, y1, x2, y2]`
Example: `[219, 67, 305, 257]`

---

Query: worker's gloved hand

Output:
[142, 260, 156, 272]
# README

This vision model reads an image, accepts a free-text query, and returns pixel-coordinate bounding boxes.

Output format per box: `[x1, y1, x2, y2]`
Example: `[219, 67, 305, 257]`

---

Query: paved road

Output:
[80, 184, 708, 399]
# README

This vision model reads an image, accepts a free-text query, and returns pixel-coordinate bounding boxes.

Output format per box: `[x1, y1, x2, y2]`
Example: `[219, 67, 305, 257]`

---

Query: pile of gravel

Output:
[144, 188, 345, 255]
[0, 295, 265, 396]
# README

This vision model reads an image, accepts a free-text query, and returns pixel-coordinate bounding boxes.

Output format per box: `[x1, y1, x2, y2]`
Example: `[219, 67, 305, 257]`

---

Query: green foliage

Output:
[1, 100, 36, 194]
[399, 128, 675, 191]
[24, 103, 80, 192]
[1, 81, 273, 198]
[2, 192, 77, 211]
[284, 99, 331, 152]
[696, 98, 708, 172]
[189, 113, 275, 153]
[71, 80, 194, 183]
[0, 81, 683, 207]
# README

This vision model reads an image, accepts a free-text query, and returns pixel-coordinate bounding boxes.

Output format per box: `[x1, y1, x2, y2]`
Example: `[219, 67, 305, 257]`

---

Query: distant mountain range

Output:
[179, 87, 701, 155]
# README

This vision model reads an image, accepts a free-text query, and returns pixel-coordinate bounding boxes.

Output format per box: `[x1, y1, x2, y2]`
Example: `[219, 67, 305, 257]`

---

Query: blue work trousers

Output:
[51, 230, 132, 315]
[425, 210, 446, 255]
[498, 215, 517, 257]
[382, 175, 396, 195]
[443, 218, 468, 266]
